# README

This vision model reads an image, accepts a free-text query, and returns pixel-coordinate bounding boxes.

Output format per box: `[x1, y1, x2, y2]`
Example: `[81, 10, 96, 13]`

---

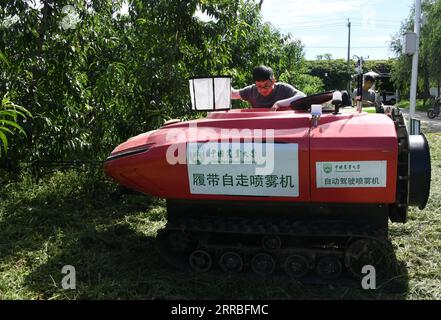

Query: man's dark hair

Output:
[253, 65, 275, 82]
[364, 75, 376, 83]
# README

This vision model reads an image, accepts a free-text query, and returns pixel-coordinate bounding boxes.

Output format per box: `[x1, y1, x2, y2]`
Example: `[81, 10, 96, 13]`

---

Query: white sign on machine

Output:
[316, 161, 387, 188]
[187, 142, 299, 197]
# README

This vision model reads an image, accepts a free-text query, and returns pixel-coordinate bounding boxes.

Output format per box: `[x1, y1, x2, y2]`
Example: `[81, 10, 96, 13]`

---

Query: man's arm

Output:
[374, 92, 383, 112]
[271, 89, 306, 110]
[231, 88, 242, 100]
[363, 90, 377, 107]
[232, 86, 254, 101]
[352, 89, 358, 106]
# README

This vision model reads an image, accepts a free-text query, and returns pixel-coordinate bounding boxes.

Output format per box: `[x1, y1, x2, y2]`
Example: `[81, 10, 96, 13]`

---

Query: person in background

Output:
[231, 65, 306, 110]
[352, 74, 384, 113]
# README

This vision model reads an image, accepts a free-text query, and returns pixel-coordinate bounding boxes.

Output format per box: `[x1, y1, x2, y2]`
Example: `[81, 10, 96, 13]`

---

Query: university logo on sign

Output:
[323, 163, 333, 174]
[316, 161, 387, 189]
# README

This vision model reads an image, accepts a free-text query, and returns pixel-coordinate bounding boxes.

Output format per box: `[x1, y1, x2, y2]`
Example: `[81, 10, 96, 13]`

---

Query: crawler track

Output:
[157, 213, 397, 283]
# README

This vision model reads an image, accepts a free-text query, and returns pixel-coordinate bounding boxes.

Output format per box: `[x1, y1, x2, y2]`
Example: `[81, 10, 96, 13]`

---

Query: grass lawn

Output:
[1, 134, 440, 300]
[362, 107, 376, 114]
[397, 99, 431, 112]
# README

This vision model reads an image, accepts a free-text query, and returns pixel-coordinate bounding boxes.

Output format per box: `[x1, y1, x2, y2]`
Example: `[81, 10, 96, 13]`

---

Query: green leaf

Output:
[0, 50, 10, 67]
[0, 110, 19, 119]
[0, 126, 15, 135]
[0, 119, 27, 136]
[10, 105, 32, 117]
[0, 130, 8, 155]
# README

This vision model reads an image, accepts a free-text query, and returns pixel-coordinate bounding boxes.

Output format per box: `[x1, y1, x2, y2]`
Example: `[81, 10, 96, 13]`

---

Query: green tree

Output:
[0, 0, 311, 176]
[305, 59, 351, 91]
[316, 53, 333, 61]
[423, 0, 441, 95]
[390, 0, 441, 103]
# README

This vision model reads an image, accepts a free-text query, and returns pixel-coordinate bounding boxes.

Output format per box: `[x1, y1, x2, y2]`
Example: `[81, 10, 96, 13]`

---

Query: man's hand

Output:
[271, 102, 280, 111]
[231, 88, 241, 100]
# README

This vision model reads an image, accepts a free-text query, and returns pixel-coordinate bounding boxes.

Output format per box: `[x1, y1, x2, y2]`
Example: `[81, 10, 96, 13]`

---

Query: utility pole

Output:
[347, 18, 352, 94]
[409, 0, 421, 119]
[355, 56, 364, 113]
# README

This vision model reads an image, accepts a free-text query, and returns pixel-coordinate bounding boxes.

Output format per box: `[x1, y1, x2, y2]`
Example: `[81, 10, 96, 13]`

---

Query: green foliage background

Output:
[1, 0, 440, 172]
[0, 0, 320, 170]
[390, 0, 441, 101]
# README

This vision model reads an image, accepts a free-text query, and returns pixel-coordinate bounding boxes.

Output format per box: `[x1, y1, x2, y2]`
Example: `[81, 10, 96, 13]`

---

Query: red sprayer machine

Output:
[104, 75, 430, 281]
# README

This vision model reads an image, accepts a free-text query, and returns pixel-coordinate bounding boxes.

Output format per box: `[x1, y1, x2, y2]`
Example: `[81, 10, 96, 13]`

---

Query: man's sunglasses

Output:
[256, 83, 274, 90]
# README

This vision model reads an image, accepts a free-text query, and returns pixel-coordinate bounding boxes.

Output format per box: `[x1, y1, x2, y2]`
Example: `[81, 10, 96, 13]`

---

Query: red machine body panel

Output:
[105, 110, 311, 202]
[104, 110, 398, 204]
[310, 113, 398, 204]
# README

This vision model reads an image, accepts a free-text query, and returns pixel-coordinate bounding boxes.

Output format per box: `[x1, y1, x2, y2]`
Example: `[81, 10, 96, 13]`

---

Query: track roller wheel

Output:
[284, 254, 311, 279]
[251, 253, 276, 276]
[219, 252, 244, 273]
[262, 235, 282, 250]
[189, 250, 212, 273]
[344, 239, 390, 279]
[317, 256, 343, 280]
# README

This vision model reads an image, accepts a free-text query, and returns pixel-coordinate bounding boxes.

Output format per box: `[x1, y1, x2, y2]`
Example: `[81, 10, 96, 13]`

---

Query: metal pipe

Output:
[409, 0, 421, 120]
[356, 57, 363, 113]
[347, 19, 351, 94]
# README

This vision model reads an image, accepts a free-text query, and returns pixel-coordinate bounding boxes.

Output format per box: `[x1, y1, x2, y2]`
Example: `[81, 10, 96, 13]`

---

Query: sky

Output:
[260, 0, 414, 60]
